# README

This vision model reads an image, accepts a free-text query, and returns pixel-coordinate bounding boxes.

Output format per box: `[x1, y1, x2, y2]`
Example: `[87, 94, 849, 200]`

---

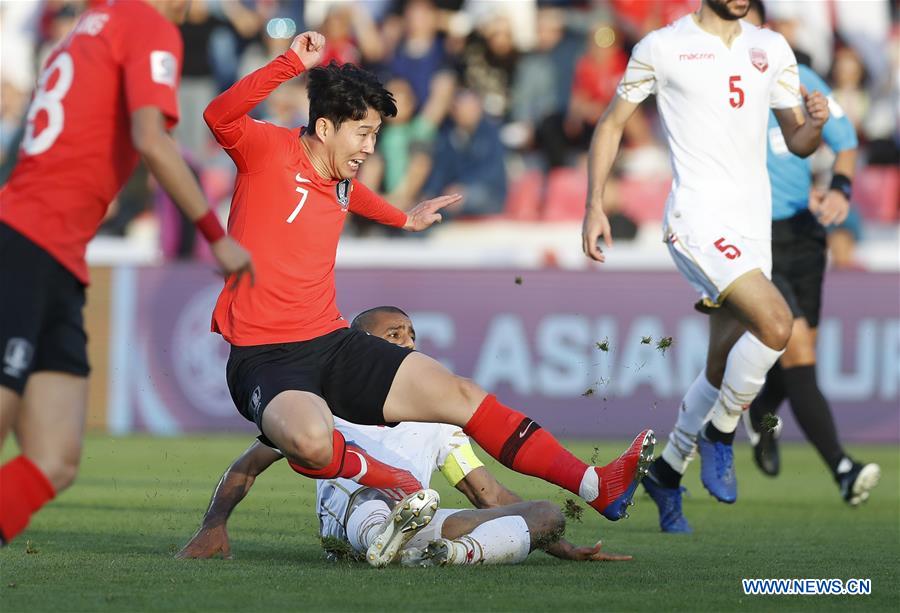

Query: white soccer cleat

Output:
[841, 463, 881, 507]
[400, 538, 458, 568]
[366, 489, 440, 568]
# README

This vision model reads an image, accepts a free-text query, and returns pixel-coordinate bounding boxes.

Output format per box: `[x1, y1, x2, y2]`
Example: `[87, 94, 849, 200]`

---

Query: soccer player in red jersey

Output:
[0, 0, 253, 545]
[206, 31, 655, 523]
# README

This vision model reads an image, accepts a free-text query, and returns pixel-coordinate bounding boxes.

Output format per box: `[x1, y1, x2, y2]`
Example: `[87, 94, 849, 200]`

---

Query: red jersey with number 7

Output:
[0, 0, 182, 285]
[204, 49, 407, 346]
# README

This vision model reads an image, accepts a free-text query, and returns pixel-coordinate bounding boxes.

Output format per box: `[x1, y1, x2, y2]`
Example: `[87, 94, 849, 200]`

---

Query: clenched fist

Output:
[291, 31, 326, 69]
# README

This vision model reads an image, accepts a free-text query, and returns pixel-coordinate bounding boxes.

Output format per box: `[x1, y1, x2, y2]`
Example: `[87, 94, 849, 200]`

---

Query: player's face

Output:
[705, 0, 750, 21]
[367, 313, 416, 350]
[327, 107, 382, 180]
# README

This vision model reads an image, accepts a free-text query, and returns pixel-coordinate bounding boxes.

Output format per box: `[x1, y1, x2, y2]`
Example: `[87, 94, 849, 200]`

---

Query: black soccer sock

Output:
[704, 421, 735, 445]
[749, 362, 787, 431]
[649, 456, 683, 489]
[781, 365, 846, 476]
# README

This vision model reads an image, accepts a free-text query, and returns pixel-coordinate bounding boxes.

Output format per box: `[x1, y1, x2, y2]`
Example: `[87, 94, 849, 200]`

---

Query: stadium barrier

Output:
[89, 265, 899, 442]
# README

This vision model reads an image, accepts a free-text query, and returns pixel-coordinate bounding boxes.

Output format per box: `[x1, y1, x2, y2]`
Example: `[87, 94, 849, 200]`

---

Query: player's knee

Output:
[759, 308, 793, 351]
[284, 431, 334, 470]
[30, 452, 81, 493]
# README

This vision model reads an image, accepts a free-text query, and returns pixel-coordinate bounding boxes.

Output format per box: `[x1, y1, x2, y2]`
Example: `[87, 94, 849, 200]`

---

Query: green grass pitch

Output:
[2, 435, 898, 612]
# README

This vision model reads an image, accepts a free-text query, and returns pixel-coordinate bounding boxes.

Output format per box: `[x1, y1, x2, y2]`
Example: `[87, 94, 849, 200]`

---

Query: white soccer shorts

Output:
[665, 217, 772, 309]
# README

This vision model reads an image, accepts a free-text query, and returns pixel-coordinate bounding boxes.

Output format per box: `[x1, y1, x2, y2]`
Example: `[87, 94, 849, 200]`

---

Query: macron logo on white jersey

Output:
[679, 52, 715, 61]
[150, 50, 177, 87]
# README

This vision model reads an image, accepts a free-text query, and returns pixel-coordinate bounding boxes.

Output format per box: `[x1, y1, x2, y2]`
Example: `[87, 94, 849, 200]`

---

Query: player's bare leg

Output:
[0, 387, 23, 449]
[383, 352, 654, 520]
[261, 391, 335, 469]
[0, 372, 87, 544]
[260, 391, 422, 494]
[14, 373, 87, 493]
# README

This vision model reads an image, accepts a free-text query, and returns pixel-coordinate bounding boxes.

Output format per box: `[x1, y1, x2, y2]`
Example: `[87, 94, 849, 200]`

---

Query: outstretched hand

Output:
[557, 539, 633, 562]
[402, 194, 463, 232]
[291, 31, 326, 69]
[175, 524, 232, 560]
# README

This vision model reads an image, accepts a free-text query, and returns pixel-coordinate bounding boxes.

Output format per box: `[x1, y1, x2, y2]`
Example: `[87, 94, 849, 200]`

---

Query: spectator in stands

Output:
[360, 77, 443, 211]
[317, 3, 384, 67]
[382, 0, 455, 123]
[262, 80, 308, 128]
[457, 11, 519, 119]
[509, 7, 582, 165]
[563, 21, 628, 150]
[177, 0, 222, 163]
[830, 46, 870, 137]
[0, 81, 27, 168]
[424, 89, 507, 219]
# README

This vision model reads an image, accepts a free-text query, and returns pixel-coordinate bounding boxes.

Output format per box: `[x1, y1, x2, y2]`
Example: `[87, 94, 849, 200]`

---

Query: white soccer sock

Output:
[345, 499, 391, 554]
[442, 516, 531, 565]
[661, 372, 720, 473]
[578, 468, 599, 502]
[709, 332, 785, 434]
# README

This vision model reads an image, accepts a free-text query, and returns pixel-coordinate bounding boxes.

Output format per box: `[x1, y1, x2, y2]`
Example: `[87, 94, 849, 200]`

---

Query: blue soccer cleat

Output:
[642, 472, 692, 533]
[697, 432, 737, 503]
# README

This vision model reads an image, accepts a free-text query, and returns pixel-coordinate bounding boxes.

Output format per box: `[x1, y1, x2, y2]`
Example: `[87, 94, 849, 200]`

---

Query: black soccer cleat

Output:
[743, 412, 781, 477]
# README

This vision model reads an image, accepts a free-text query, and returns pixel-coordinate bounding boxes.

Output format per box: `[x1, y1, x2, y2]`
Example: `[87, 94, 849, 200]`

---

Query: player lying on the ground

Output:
[178, 307, 631, 567]
[0, 0, 253, 545]
[742, 0, 880, 506]
[205, 31, 654, 523]
[581, 0, 828, 532]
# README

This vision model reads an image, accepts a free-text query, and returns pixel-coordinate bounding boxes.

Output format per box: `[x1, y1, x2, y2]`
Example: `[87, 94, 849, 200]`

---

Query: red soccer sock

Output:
[463, 395, 589, 495]
[0, 456, 56, 543]
[286, 430, 422, 498]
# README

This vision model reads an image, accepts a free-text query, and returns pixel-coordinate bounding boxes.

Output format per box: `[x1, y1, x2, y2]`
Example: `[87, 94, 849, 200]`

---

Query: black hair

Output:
[307, 61, 397, 131]
[350, 306, 410, 332]
[747, 0, 766, 23]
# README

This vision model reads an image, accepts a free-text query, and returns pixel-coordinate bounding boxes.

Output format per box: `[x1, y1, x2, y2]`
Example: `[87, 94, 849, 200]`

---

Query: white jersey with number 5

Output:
[617, 15, 800, 240]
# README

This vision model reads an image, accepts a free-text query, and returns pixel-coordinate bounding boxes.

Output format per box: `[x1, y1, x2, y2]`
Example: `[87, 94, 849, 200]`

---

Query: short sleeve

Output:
[436, 427, 484, 487]
[616, 33, 658, 103]
[121, 16, 183, 128]
[769, 35, 801, 110]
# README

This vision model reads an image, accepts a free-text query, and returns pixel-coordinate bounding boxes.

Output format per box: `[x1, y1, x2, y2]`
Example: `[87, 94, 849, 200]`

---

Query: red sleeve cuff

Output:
[284, 48, 306, 75]
[386, 207, 408, 228]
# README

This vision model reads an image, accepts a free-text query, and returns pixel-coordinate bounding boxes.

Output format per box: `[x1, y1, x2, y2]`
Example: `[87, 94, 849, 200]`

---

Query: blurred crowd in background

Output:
[1, 0, 898, 268]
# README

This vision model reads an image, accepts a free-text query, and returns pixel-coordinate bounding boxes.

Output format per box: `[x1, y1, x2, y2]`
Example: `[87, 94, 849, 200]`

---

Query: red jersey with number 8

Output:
[0, 0, 182, 284]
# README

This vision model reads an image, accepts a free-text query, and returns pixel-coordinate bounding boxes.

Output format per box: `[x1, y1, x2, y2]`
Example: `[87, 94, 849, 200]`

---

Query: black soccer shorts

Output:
[0, 223, 90, 394]
[771, 210, 828, 328]
[226, 327, 414, 431]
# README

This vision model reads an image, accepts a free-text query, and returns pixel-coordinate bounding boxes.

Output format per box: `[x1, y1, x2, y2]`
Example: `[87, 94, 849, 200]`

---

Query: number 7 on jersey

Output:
[287, 174, 310, 223]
